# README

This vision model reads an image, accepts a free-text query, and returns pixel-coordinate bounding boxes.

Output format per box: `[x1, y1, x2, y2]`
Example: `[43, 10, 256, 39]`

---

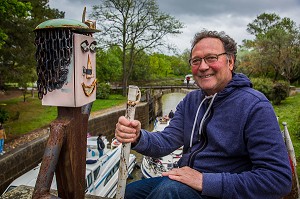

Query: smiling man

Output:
[189, 35, 234, 95]
[115, 30, 292, 199]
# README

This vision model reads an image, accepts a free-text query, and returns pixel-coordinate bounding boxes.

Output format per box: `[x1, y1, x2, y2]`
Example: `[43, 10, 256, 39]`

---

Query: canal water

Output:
[128, 92, 186, 183]
[161, 93, 186, 116]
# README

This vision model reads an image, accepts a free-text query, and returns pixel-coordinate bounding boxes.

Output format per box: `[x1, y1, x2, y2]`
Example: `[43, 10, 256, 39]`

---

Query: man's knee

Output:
[153, 179, 202, 198]
[156, 179, 185, 192]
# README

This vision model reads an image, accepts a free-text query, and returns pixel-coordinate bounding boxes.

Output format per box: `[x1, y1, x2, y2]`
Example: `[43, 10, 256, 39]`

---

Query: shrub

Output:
[251, 78, 273, 99]
[271, 81, 290, 105]
[96, 83, 110, 99]
[0, 108, 9, 123]
[251, 78, 289, 105]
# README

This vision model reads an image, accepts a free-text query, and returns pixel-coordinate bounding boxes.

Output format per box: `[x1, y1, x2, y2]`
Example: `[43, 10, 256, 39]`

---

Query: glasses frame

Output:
[189, 52, 227, 67]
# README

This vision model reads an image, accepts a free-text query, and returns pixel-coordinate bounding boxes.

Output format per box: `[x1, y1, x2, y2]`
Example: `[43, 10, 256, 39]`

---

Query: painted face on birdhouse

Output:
[78, 38, 97, 97]
[35, 31, 97, 107]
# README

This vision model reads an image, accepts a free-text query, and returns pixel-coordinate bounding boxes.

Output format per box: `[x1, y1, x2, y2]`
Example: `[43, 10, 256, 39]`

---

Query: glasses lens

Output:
[190, 58, 201, 66]
[204, 55, 218, 64]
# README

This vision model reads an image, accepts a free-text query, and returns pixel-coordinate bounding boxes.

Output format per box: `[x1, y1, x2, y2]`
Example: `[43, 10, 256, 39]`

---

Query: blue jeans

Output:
[125, 177, 212, 199]
[0, 139, 4, 153]
[99, 149, 103, 157]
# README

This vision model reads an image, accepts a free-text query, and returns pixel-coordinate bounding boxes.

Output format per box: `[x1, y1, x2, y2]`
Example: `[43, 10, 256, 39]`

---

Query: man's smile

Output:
[199, 74, 214, 79]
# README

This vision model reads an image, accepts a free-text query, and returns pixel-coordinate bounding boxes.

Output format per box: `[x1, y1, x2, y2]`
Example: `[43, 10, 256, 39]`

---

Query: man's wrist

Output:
[132, 131, 141, 147]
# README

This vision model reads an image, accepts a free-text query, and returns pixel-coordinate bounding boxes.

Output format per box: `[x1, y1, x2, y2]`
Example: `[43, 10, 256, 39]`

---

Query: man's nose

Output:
[197, 60, 209, 71]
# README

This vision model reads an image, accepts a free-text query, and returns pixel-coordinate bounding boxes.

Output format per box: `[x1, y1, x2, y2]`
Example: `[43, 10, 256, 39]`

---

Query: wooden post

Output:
[32, 107, 90, 199]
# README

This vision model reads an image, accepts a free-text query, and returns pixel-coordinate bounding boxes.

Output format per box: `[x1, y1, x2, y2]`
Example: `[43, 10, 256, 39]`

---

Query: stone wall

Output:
[0, 133, 48, 195]
[0, 102, 149, 195]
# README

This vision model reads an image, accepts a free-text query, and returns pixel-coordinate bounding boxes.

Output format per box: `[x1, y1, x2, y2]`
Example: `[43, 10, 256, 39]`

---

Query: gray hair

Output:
[190, 30, 237, 70]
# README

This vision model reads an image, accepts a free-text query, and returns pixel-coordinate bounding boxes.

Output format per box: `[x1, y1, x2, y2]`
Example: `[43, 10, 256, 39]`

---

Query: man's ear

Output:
[228, 56, 234, 71]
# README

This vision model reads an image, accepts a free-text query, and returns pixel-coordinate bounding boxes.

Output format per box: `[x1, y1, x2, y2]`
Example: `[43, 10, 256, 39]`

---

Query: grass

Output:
[91, 95, 126, 112]
[273, 93, 300, 177]
[0, 92, 126, 141]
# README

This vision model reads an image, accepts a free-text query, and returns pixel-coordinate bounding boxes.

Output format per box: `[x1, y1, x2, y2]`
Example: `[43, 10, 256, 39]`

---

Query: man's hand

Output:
[162, 166, 203, 191]
[115, 116, 141, 144]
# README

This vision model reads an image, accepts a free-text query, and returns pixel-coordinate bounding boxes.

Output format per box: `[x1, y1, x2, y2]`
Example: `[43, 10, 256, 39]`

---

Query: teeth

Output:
[201, 75, 212, 78]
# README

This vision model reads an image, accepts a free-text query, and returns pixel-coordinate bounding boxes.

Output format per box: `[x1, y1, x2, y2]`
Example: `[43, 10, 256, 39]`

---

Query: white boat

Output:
[153, 116, 170, 131]
[141, 117, 183, 178]
[3, 136, 137, 198]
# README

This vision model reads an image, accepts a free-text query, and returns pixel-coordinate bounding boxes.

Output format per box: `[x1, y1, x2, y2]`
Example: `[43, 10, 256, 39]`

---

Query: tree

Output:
[244, 13, 300, 83]
[0, 0, 32, 88]
[170, 49, 191, 76]
[280, 33, 300, 83]
[91, 0, 184, 95]
[0, 0, 32, 49]
[131, 50, 151, 81]
[0, 0, 64, 94]
[148, 53, 172, 79]
[96, 46, 123, 84]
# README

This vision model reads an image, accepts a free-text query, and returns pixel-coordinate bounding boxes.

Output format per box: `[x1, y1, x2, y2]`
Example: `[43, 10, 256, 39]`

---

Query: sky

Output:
[48, 0, 300, 54]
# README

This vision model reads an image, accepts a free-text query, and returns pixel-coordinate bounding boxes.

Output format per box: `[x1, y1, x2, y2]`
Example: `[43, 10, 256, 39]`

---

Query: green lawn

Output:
[273, 93, 300, 177]
[0, 92, 126, 140]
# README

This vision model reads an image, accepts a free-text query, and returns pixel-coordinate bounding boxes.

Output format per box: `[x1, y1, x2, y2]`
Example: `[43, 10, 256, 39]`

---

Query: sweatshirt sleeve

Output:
[132, 102, 187, 157]
[202, 101, 292, 199]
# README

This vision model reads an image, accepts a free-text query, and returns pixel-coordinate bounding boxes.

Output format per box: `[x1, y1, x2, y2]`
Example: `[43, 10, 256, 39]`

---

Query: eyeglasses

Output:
[189, 52, 227, 67]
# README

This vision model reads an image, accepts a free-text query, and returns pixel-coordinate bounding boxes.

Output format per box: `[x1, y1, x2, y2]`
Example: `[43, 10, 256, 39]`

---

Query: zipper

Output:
[187, 109, 212, 167]
[187, 132, 207, 167]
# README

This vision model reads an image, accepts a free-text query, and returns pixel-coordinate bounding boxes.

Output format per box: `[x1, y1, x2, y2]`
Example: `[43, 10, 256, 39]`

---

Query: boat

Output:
[3, 136, 137, 198]
[141, 117, 183, 178]
[153, 116, 170, 131]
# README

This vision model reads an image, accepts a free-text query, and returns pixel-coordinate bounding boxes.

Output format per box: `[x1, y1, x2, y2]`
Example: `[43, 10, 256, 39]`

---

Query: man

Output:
[115, 30, 292, 199]
[168, 110, 174, 119]
[97, 134, 105, 157]
[186, 76, 190, 88]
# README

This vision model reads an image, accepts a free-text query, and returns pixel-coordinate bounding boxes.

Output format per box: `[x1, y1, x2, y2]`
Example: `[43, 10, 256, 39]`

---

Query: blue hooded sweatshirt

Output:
[133, 73, 292, 198]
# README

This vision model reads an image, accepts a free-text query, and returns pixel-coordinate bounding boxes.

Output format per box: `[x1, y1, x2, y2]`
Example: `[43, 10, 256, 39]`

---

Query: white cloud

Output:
[48, 0, 300, 53]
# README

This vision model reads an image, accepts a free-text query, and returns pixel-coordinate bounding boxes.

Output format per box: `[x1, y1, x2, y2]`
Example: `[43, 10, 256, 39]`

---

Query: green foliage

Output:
[251, 77, 290, 104]
[171, 49, 191, 76]
[148, 53, 172, 79]
[251, 77, 273, 99]
[271, 81, 290, 105]
[0, 0, 32, 49]
[0, 107, 9, 123]
[243, 12, 300, 83]
[131, 54, 151, 80]
[0, 0, 64, 90]
[95, 45, 190, 85]
[96, 46, 122, 83]
[96, 83, 111, 99]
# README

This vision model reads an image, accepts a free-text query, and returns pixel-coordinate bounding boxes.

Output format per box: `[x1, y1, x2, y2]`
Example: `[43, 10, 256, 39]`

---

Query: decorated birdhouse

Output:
[34, 19, 99, 107]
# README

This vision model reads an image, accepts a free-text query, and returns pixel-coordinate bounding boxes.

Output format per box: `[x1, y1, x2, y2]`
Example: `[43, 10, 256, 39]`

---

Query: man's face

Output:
[190, 38, 234, 95]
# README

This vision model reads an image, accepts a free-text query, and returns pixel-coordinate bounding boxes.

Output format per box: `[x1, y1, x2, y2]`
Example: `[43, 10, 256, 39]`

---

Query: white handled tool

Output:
[116, 85, 141, 199]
